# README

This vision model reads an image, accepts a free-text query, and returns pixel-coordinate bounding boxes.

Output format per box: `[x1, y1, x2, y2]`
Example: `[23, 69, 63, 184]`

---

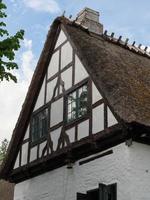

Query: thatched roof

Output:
[0, 16, 150, 180]
[64, 22, 150, 126]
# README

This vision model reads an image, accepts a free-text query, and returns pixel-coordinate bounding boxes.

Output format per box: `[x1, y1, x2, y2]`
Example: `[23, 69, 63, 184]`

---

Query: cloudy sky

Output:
[0, 0, 150, 144]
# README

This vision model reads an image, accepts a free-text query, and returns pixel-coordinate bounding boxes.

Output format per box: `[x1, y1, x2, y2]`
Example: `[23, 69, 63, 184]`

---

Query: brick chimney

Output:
[76, 7, 103, 35]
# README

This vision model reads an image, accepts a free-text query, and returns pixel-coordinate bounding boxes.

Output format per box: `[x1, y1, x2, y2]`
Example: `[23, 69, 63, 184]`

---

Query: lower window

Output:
[77, 183, 117, 200]
[31, 108, 48, 142]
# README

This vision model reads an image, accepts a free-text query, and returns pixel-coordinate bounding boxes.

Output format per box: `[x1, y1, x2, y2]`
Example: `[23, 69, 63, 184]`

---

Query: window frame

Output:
[30, 107, 49, 145]
[65, 78, 91, 125]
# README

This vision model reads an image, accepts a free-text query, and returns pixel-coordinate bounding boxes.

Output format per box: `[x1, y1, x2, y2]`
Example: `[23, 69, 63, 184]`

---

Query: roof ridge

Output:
[102, 30, 150, 59]
[64, 17, 150, 60]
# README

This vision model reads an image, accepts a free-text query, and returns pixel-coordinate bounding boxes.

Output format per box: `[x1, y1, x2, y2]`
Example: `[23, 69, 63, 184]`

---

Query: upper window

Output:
[31, 108, 48, 142]
[67, 84, 88, 123]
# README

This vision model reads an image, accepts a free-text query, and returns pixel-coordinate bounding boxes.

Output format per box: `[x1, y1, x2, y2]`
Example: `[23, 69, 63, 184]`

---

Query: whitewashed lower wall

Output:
[14, 142, 150, 200]
[129, 143, 150, 200]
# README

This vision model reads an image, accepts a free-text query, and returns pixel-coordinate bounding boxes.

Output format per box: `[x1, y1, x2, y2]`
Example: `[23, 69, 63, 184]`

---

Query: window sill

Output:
[65, 113, 89, 128]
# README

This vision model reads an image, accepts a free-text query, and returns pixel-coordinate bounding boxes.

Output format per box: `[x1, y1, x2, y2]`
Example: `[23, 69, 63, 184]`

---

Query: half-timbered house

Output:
[1, 7, 150, 200]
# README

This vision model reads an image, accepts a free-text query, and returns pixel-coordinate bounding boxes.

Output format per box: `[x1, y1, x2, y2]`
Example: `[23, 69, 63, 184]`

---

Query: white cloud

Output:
[23, 0, 60, 13]
[23, 38, 32, 49]
[0, 38, 36, 144]
[20, 39, 36, 81]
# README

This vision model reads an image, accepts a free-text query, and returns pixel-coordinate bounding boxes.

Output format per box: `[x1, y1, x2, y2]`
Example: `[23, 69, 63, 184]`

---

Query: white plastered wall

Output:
[107, 107, 118, 127]
[21, 143, 28, 166]
[78, 120, 89, 140]
[128, 143, 150, 200]
[47, 50, 59, 79]
[50, 98, 63, 127]
[75, 55, 88, 84]
[55, 30, 67, 49]
[92, 82, 102, 104]
[14, 153, 20, 169]
[61, 67, 72, 90]
[66, 127, 75, 143]
[39, 141, 47, 158]
[50, 127, 62, 151]
[61, 42, 73, 69]
[14, 142, 150, 200]
[13, 29, 119, 171]
[46, 78, 57, 102]
[34, 78, 46, 111]
[24, 126, 29, 140]
[30, 146, 38, 162]
[92, 104, 104, 134]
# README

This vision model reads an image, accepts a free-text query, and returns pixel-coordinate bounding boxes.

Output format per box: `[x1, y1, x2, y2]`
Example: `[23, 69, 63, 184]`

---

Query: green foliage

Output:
[0, 0, 24, 82]
[0, 138, 9, 161]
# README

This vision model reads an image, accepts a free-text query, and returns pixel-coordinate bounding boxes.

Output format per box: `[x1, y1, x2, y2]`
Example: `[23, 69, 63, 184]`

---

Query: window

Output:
[77, 183, 117, 200]
[31, 108, 48, 142]
[67, 84, 88, 122]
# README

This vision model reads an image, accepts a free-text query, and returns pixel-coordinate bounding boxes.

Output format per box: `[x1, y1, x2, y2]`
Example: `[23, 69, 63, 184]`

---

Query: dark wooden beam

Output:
[8, 124, 128, 183]
[79, 150, 113, 165]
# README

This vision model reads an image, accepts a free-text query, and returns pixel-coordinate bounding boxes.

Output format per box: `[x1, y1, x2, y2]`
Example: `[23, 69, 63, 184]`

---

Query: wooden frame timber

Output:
[9, 124, 128, 183]
[8, 122, 150, 183]
[79, 149, 113, 165]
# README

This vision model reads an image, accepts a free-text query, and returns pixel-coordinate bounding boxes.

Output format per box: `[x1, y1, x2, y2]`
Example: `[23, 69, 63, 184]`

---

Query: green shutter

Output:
[99, 183, 108, 200]
[107, 184, 117, 200]
[77, 193, 87, 200]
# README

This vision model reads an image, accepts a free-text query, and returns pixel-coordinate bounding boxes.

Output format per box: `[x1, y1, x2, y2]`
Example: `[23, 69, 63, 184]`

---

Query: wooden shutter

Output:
[99, 183, 108, 200]
[87, 189, 99, 200]
[77, 192, 87, 200]
[107, 183, 117, 200]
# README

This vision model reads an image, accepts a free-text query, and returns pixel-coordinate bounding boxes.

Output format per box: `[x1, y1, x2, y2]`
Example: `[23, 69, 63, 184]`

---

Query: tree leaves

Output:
[0, 0, 24, 82]
[0, 139, 9, 162]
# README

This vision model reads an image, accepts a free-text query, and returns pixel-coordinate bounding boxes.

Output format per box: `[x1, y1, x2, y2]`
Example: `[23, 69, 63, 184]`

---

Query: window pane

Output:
[68, 91, 76, 103]
[71, 110, 76, 120]
[68, 103, 72, 113]
[31, 108, 48, 142]
[67, 84, 88, 122]
[78, 86, 88, 118]
[68, 112, 72, 122]
[41, 109, 48, 137]
[31, 116, 39, 141]
[67, 90, 77, 122]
